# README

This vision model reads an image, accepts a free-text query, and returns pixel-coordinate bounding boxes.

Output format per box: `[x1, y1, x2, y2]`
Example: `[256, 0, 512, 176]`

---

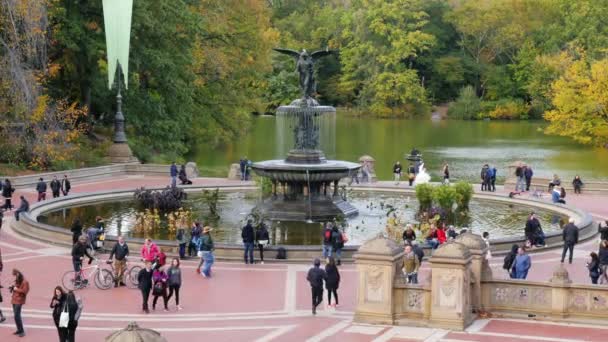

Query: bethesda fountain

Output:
[251, 47, 360, 222]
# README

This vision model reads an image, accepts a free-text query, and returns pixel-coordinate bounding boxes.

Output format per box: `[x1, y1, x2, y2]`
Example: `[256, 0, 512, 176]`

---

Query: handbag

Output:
[258, 240, 269, 246]
[197, 251, 203, 258]
[59, 303, 69, 328]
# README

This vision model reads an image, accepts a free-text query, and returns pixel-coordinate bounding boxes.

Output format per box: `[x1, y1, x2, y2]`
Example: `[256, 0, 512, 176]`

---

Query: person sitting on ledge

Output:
[426, 224, 440, 249]
[552, 186, 566, 204]
[572, 175, 584, 194]
[548, 174, 561, 192]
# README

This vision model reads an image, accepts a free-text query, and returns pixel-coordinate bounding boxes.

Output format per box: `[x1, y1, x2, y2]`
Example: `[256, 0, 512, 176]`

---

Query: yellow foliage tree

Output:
[545, 57, 608, 147]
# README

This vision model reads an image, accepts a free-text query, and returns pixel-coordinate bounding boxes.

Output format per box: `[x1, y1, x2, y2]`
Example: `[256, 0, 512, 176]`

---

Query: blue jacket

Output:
[524, 168, 533, 179]
[551, 190, 561, 203]
[170, 164, 178, 177]
[514, 254, 531, 279]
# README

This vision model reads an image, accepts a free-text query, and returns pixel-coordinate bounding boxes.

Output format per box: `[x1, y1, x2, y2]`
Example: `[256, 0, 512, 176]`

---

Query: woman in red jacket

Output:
[437, 224, 447, 245]
[140, 239, 160, 263]
[10, 269, 30, 337]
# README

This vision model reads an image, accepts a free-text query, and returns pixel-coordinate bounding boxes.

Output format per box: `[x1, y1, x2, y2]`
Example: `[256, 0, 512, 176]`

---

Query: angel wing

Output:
[311, 48, 335, 61]
[273, 48, 301, 60]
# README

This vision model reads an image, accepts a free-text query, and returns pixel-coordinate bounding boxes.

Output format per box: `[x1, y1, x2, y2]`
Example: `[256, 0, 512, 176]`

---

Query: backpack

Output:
[276, 247, 287, 260]
[503, 253, 515, 270]
[74, 297, 84, 321]
[323, 229, 332, 243]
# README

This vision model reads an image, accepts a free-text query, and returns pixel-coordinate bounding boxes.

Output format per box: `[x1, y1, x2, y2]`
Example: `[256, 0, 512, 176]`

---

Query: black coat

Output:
[241, 224, 255, 243]
[70, 222, 82, 237]
[599, 246, 608, 265]
[71, 242, 93, 261]
[138, 268, 153, 290]
[50, 294, 66, 327]
[562, 223, 579, 244]
[36, 181, 47, 193]
[325, 264, 340, 289]
[2, 183, 13, 198]
[525, 218, 541, 237]
[599, 223, 608, 241]
[306, 266, 327, 288]
[50, 180, 61, 192]
[256, 228, 269, 242]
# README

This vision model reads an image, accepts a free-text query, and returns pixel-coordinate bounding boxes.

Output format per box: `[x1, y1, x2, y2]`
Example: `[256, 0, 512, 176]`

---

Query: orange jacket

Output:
[11, 279, 30, 305]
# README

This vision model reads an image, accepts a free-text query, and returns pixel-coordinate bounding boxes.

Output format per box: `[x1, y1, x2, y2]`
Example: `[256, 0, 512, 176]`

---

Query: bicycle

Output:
[106, 258, 143, 289]
[62, 258, 114, 291]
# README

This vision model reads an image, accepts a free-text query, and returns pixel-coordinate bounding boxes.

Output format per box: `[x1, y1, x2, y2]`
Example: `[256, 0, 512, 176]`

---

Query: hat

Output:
[203, 226, 213, 233]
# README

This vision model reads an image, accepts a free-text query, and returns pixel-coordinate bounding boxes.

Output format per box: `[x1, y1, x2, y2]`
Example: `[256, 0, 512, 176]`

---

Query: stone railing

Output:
[3, 163, 172, 189]
[354, 232, 608, 331]
[482, 270, 608, 320]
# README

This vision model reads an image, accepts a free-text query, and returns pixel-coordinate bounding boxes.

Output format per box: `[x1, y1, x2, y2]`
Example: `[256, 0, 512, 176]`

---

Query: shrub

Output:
[448, 86, 481, 119]
[487, 98, 530, 120]
[432, 185, 458, 212]
[415, 183, 434, 211]
[453, 181, 474, 210]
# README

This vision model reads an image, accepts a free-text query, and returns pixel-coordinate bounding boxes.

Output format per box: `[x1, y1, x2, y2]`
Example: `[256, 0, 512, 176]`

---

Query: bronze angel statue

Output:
[273, 47, 334, 99]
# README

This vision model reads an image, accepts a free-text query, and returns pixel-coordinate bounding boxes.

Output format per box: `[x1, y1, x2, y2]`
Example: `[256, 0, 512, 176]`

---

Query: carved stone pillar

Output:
[353, 236, 404, 325]
[455, 232, 492, 313]
[428, 241, 474, 330]
[549, 264, 571, 319]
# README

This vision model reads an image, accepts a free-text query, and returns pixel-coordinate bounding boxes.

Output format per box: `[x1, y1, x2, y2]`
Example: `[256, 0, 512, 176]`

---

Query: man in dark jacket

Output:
[50, 176, 61, 198]
[525, 213, 541, 246]
[241, 220, 255, 264]
[14, 196, 29, 221]
[480, 164, 489, 191]
[170, 162, 178, 188]
[331, 226, 344, 265]
[561, 218, 579, 264]
[71, 235, 94, 282]
[599, 221, 608, 241]
[137, 261, 154, 313]
[109, 236, 130, 287]
[411, 240, 424, 264]
[322, 223, 333, 259]
[524, 166, 533, 191]
[306, 258, 327, 315]
[61, 175, 71, 196]
[36, 177, 47, 201]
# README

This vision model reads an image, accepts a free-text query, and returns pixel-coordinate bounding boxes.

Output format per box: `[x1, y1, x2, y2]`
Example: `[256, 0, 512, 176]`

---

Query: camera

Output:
[8, 285, 15, 293]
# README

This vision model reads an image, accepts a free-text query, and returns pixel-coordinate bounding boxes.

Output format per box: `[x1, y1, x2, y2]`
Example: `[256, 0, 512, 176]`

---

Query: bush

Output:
[432, 185, 458, 212]
[486, 98, 530, 120]
[415, 183, 434, 211]
[447, 86, 481, 119]
[453, 181, 474, 210]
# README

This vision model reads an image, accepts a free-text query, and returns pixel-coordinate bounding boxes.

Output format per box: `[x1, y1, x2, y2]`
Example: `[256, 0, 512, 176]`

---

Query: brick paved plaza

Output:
[1, 175, 607, 341]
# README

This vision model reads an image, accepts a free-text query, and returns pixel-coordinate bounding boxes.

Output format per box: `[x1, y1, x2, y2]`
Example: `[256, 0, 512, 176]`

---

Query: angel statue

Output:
[273, 47, 334, 100]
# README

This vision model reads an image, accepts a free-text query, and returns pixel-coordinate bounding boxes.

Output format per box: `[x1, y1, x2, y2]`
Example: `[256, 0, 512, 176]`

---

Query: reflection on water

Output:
[39, 191, 565, 245]
[188, 116, 608, 181]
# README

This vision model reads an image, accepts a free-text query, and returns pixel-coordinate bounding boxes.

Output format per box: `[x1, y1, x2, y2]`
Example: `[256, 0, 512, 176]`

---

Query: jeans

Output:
[73, 260, 82, 274]
[179, 243, 186, 258]
[333, 247, 342, 262]
[516, 177, 526, 192]
[491, 177, 496, 191]
[525, 177, 532, 191]
[327, 288, 338, 305]
[561, 242, 575, 263]
[240, 168, 246, 181]
[201, 251, 214, 276]
[168, 285, 180, 306]
[171, 176, 177, 188]
[13, 304, 24, 333]
[601, 265, 608, 284]
[322, 244, 332, 258]
[15, 208, 25, 221]
[311, 286, 323, 310]
[426, 239, 439, 249]
[394, 173, 400, 184]
[244, 242, 255, 264]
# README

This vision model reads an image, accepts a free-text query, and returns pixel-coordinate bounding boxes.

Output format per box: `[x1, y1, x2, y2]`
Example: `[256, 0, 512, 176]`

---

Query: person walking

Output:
[70, 218, 82, 245]
[61, 175, 71, 196]
[480, 164, 489, 191]
[242, 219, 255, 264]
[50, 286, 67, 341]
[561, 218, 579, 264]
[306, 258, 327, 315]
[514, 247, 531, 279]
[325, 257, 340, 307]
[170, 162, 178, 188]
[151, 267, 169, 311]
[322, 222, 333, 259]
[176, 226, 188, 259]
[65, 291, 80, 342]
[50, 176, 61, 198]
[442, 162, 450, 184]
[2, 179, 14, 210]
[255, 222, 270, 264]
[515, 165, 525, 192]
[137, 261, 153, 313]
[524, 165, 533, 191]
[199, 226, 215, 277]
[36, 177, 47, 201]
[587, 252, 602, 284]
[189, 222, 202, 257]
[489, 165, 497, 192]
[166, 258, 182, 310]
[331, 225, 345, 265]
[393, 161, 402, 185]
[598, 240, 608, 284]
[108, 236, 130, 287]
[402, 245, 420, 284]
[10, 269, 29, 337]
[572, 175, 584, 194]
[407, 163, 416, 186]
[14, 196, 29, 221]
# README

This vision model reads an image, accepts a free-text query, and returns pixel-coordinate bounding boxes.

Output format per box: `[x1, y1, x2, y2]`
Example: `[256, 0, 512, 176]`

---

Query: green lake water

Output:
[189, 115, 608, 182]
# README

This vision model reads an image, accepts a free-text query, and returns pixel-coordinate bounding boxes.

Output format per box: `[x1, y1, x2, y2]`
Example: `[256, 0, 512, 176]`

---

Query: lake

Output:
[189, 115, 608, 182]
